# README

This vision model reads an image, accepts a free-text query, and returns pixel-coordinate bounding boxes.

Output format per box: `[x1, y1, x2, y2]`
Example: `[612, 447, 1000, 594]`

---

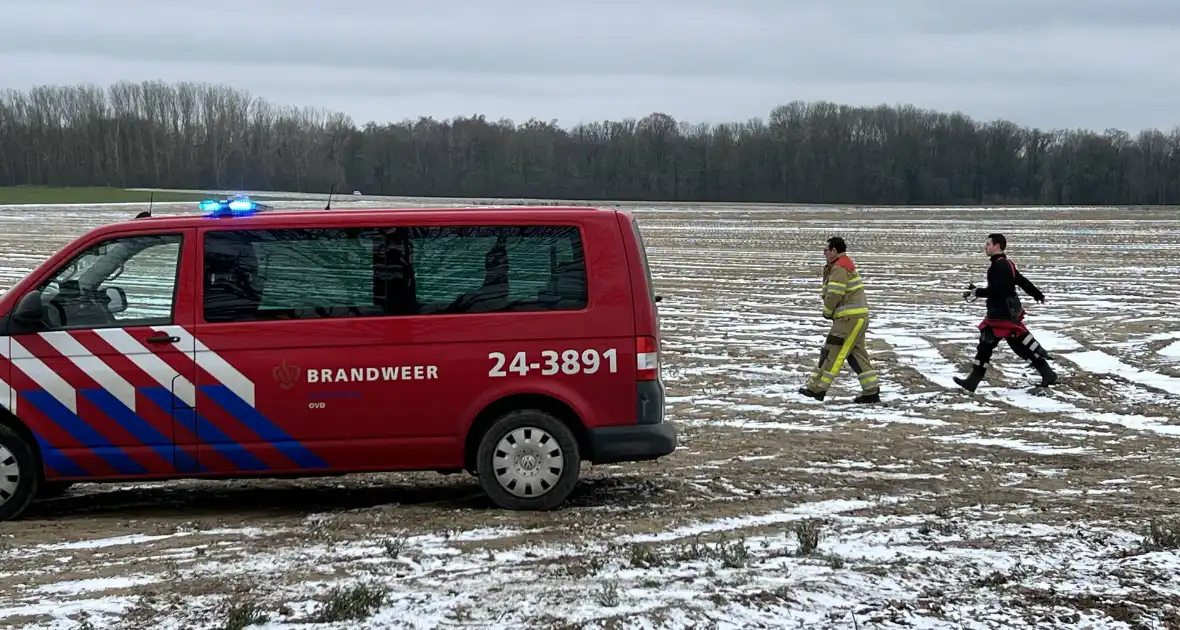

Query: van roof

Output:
[120, 205, 624, 231]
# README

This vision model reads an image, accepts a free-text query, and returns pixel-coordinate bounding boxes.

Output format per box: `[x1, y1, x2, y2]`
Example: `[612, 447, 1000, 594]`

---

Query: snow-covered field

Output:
[2, 200, 1180, 629]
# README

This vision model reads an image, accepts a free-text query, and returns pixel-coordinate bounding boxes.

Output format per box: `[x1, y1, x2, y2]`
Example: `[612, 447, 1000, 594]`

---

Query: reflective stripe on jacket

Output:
[822, 254, 869, 319]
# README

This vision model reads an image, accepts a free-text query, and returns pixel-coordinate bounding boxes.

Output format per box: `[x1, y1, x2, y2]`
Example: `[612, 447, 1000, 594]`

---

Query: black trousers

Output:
[972, 326, 1047, 370]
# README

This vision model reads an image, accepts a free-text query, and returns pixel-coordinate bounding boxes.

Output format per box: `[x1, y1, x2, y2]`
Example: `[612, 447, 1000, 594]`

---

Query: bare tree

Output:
[1, 80, 1179, 205]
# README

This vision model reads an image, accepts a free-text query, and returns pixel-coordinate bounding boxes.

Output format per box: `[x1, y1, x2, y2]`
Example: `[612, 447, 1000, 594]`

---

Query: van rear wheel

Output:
[0, 425, 39, 522]
[475, 409, 580, 510]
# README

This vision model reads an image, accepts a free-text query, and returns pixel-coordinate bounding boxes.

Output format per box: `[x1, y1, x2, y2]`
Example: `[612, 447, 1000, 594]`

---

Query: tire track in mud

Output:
[1040, 330, 1180, 399]
[874, 326, 1180, 443]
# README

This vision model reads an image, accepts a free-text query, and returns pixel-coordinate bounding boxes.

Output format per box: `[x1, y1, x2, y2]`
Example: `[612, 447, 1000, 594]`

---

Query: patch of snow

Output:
[878, 326, 1180, 437]
[1063, 347, 1180, 396]
[34, 575, 163, 595]
[624, 496, 916, 543]
[927, 433, 1091, 456]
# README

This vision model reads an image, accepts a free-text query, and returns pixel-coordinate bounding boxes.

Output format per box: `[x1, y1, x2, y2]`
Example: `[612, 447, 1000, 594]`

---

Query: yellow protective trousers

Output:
[806, 316, 879, 394]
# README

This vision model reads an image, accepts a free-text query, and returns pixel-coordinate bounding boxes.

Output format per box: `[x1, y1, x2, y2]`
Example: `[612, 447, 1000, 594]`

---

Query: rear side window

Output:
[411, 226, 586, 315]
[202, 225, 587, 323]
[630, 219, 656, 303]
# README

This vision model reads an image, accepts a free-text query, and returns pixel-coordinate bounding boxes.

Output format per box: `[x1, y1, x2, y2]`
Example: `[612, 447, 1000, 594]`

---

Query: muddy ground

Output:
[1, 201, 1179, 629]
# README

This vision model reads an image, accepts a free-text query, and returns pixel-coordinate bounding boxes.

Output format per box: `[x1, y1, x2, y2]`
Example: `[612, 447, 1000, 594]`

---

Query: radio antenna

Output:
[324, 184, 335, 210]
[135, 191, 154, 219]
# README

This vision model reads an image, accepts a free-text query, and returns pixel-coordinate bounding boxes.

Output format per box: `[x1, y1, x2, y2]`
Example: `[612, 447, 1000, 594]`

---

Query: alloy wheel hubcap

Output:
[0, 445, 21, 507]
[492, 427, 564, 498]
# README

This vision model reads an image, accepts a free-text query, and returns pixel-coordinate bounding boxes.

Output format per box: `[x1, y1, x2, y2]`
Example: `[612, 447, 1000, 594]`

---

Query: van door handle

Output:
[146, 333, 180, 344]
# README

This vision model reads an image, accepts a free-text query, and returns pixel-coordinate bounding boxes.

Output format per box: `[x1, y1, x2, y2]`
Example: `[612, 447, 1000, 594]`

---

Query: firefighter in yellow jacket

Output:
[798, 236, 881, 404]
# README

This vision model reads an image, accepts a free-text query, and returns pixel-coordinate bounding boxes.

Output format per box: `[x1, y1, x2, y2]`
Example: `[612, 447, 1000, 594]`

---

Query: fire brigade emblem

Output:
[272, 360, 301, 390]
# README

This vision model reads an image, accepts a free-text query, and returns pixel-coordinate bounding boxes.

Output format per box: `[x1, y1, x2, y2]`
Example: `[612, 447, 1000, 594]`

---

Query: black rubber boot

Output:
[853, 392, 880, 404]
[798, 386, 825, 401]
[1032, 358, 1058, 387]
[953, 366, 986, 393]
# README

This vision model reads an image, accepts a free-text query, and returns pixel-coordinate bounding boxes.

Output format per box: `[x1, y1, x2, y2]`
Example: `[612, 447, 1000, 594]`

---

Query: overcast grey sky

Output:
[2, 0, 1177, 132]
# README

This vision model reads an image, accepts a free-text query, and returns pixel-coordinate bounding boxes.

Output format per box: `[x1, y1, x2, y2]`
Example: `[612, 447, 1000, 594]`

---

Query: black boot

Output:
[1032, 358, 1058, 387]
[953, 366, 986, 393]
[854, 392, 880, 404]
[798, 386, 825, 401]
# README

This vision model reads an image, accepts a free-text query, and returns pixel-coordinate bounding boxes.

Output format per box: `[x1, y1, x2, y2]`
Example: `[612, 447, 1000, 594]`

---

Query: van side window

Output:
[34, 233, 183, 330]
[201, 225, 587, 323]
[411, 226, 588, 315]
[203, 228, 385, 323]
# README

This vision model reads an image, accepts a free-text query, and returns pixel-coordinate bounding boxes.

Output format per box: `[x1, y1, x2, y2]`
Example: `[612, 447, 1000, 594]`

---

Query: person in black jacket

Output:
[953, 233, 1058, 392]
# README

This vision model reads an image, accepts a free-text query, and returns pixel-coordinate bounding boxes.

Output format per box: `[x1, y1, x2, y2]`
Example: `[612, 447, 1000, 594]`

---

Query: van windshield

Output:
[41, 239, 146, 299]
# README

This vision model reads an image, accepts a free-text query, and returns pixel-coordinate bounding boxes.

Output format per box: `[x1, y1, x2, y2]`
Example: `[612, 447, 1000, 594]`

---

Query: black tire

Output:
[0, 424, 40, 522]
[475, 409, 581, 510]
[36, 481, 73, 500]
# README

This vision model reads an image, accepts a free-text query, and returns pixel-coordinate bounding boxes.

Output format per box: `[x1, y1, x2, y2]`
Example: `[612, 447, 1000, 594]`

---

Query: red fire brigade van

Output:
[0, 199, 675, 521]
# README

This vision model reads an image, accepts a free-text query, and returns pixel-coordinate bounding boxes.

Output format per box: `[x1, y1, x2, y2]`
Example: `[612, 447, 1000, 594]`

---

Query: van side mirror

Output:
[105, 286, 128, 314]
[9, 291, 46, 332]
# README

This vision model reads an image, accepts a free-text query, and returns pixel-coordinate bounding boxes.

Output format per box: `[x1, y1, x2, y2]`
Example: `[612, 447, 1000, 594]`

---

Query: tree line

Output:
[1, 80, 1178, 206]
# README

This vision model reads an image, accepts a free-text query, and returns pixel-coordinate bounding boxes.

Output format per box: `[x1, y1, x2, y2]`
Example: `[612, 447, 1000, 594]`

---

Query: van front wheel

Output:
[0, 425, 39, 523]
[476, 409, 580, 510]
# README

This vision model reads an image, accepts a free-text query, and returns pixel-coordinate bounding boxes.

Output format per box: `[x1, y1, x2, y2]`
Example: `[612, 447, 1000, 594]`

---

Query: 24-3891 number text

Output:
[488, 348, 618, 377]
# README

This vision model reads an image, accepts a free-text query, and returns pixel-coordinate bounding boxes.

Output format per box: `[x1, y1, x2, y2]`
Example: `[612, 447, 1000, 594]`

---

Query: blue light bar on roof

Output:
[200, 195, 271, 217]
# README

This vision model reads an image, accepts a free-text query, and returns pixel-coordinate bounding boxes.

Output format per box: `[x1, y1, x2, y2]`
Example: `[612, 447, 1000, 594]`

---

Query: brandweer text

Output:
[307, 365, 439, 383]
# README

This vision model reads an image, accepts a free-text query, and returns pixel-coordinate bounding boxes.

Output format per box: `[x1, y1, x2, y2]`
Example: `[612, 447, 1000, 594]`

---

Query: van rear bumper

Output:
[586, 422, 677, 464]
